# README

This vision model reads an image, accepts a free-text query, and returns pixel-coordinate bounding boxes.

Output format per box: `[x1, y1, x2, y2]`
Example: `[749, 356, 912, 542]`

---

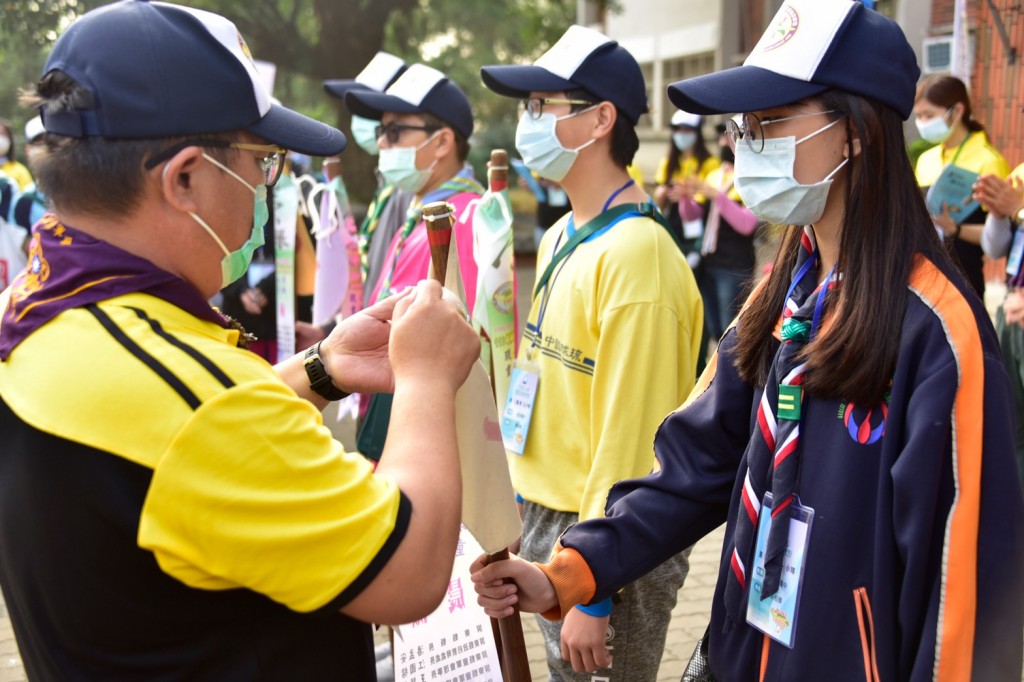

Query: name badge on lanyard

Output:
[500, 357, 541, 455]
[1007, 227, 1024, 278]
[746, 492, 815, 648]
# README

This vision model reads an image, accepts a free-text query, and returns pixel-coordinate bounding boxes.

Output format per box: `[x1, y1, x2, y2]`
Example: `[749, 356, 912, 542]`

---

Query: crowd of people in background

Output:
[0, 0, 1023, 680]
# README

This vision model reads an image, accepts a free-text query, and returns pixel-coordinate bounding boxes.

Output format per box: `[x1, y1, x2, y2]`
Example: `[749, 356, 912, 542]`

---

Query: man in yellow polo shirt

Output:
[0, 2, 479, 678]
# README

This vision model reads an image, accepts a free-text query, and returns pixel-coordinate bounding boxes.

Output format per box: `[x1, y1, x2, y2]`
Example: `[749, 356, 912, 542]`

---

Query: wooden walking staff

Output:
[422, 200, 532, 682]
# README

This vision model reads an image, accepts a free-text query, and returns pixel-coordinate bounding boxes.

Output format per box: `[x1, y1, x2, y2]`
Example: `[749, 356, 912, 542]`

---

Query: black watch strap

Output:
[303, 341, 349, 401]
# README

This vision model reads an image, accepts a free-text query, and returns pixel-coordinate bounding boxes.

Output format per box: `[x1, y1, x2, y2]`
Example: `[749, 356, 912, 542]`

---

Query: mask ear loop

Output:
[202, 153, 259, 195]
[162, 155, 233, 258]
[554, 104, 601, 154]
[795, 116, 844, 146]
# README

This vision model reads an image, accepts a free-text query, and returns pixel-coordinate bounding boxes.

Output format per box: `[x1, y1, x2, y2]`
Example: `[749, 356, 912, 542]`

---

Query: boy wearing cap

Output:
[481, 25, 702, 680]
[8, 116, 48, 233]
[0, 2, 481, 678]
[474, 2, 1024, 680]
[345, 64, 486, 461]
[323, 51, 414, 309]
[346, 63, 483, 309]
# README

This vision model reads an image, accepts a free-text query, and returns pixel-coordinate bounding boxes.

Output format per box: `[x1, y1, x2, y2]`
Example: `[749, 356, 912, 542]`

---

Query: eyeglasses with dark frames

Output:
[520, 97, 596, 120]
[724, 110, 837, 154]
[145, 139, 287, 187]
[375, 122, 440, 145]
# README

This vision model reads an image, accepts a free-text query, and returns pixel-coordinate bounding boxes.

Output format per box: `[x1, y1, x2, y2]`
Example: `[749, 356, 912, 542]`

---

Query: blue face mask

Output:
[515, 107, 597, 182]
[733, 117, 847, 226]
[915, 107, 954, 145]
[673, 131, 697, 151]
[189, 153, 267, 288]
[351, 115, 380, 155]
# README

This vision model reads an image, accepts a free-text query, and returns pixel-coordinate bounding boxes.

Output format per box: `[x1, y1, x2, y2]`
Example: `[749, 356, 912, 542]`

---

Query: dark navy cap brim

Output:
[344, 90, 422, 121]
[323, 80, 371, 100]
[668, 65, 828, 115]
[480, 65, 577, 99]
[247, 102, 346, 156]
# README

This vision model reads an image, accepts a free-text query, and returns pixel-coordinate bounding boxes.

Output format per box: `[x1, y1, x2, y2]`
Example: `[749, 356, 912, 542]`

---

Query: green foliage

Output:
[384, 0, 576, 179]
[907, 137, 937, 169]
[0, 0, 104, 147]
[0, 0, 576, 199]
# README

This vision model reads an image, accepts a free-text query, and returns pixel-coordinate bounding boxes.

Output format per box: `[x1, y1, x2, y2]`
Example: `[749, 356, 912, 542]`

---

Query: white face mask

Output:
[515, 106, 597, 182]
[377, 131, 439, 193]
[733, 117, 848, 226]
[0, 135, 9, 158]
[915, 107, 954, 145]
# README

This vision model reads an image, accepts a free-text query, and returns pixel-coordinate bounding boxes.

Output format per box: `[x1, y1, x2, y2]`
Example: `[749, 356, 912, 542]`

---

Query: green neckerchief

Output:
[359, 183, 396, 282]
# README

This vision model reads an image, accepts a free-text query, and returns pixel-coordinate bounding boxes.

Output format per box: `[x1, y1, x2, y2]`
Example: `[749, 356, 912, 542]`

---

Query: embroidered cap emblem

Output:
[762, 5, 800, 52]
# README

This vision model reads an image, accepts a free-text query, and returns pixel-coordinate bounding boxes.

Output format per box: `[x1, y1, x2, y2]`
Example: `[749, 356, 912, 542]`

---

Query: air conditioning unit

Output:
[922, 35, 953, 73]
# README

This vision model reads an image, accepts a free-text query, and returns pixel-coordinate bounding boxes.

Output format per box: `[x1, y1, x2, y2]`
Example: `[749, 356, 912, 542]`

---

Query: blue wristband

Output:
[575, 598, 612, 617]
[515, 492, 524, 504]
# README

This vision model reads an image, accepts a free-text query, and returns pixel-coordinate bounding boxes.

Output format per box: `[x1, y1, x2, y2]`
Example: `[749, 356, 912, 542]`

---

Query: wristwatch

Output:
[303, 341, 349, 401]
[1013, 206, 1024, 227]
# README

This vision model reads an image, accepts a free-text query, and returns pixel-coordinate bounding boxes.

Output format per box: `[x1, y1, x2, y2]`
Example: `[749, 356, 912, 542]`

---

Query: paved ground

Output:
[516, 527, 724, 681]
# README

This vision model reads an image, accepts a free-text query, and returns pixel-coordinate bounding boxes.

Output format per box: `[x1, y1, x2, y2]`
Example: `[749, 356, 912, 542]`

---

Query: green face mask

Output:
[190, 153, 268, 288]
[351, 115, 380, 155]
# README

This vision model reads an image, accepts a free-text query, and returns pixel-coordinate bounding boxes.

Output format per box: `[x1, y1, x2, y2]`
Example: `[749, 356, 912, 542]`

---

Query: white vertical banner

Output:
[393, 526, 503, 682]
[951, 0, 971, 89]
[273, 173, 299, 362]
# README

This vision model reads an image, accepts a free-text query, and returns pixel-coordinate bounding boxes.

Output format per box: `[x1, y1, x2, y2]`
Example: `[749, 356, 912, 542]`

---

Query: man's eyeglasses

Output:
[724, 110, 837, 154]
[520, 97, 596, 120]
[145, 139, 287, 187]
[375, 122, 440, 145]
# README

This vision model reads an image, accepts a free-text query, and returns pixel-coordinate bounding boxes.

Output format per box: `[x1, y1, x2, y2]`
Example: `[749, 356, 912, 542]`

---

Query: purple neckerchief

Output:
[0, 214, 229, 360]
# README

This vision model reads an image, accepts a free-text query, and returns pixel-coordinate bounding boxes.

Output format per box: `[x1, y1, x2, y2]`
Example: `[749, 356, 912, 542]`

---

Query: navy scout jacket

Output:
[551, 254, 1024, 681]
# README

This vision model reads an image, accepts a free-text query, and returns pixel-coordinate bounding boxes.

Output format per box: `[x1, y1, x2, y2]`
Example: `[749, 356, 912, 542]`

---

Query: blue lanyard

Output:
[566, 178, 635, 236]
[532, 179, 637, 345]
[533, 179, 638, 298]
[810, 266, 835, 339]
[782, 251, 834, 341]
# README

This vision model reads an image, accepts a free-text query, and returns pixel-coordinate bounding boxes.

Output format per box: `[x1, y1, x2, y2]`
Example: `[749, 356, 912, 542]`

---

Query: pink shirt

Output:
[370, 191, 481, 313]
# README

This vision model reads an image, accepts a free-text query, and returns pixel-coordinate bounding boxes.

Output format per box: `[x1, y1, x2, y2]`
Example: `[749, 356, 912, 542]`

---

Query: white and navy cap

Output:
[323, 52, 408, 101]
[668, 0, 920, 120]
[480, 25, 648, 125]
[345, 64, 474, 138]
[670, 110, 702, 129]
[39, 0, 345, 156]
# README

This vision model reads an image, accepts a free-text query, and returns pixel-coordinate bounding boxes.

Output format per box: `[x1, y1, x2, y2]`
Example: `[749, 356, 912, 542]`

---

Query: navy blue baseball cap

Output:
[345, 64, 474, 138]
[39, 0, 345, 156]
[323, 52, 408, 101]
[480, 25, 648, 125]
[668, 0, 920, 120]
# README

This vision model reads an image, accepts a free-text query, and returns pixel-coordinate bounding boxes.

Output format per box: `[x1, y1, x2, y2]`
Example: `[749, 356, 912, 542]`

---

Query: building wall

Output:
[975, 0, 1024, 166]
[929, 0, 1024, 166]
[578, 0, 725, 184]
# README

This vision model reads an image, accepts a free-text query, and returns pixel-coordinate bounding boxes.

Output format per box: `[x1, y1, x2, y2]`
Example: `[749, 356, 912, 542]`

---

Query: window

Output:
[660, 53, 715, 128]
